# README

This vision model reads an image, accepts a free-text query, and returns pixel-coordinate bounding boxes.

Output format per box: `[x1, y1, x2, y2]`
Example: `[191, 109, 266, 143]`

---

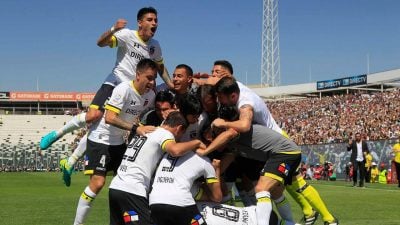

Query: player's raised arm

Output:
[97, 19, 127, 47]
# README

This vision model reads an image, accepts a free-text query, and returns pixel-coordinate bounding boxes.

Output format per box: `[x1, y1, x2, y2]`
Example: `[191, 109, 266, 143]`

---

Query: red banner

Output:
[9, 92, 95, 102]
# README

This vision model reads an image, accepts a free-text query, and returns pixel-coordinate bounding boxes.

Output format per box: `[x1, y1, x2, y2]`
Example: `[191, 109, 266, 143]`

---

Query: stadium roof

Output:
[251, 68, 400, 99]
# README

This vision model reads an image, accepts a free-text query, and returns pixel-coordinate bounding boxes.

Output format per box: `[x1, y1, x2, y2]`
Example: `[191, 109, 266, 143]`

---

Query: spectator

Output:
[392, 137, 400, 187]
[379, 163, 388, 184]
[347, 132, 369, 187]
[370, 162, 379, 183]
[364, 150, 373, 183]
[268, 89, 400, 145]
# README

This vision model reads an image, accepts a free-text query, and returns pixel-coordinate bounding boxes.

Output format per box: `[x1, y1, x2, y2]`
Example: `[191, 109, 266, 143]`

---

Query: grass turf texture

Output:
[0, 172, 399, 225]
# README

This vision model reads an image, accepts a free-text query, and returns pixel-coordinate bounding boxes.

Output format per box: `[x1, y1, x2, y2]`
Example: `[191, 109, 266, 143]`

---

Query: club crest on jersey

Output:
[191, 214, 205, 225]
[123, 210, 139, 223]
[277, 163, 290, 176]
[150, 46, 155, 55]
[144, 99, 149, 106]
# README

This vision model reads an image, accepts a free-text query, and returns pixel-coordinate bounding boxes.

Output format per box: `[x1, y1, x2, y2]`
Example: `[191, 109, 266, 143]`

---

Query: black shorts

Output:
[90, 83, 115, 111]
[109, 189, 152, 225]
[224, 156, 264, 182]
[150, 204, 206, 225]
[84, 139, 126, 176]
[260, 152, 301, 185]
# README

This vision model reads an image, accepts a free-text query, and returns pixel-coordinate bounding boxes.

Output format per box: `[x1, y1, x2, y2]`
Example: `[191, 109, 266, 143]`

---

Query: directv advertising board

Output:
[316, 74, 367, 90]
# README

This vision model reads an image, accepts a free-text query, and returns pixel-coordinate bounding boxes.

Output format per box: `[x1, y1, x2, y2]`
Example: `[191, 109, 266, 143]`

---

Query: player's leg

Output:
[254, 176, 280, 225]
[290, 174, 338, 225]
[272, 193, 294, 223]
[286, 176, 318, 225]
[40, 84, 114, 150]
[73, 140, 109, 224]
[60, 133, 88, 186]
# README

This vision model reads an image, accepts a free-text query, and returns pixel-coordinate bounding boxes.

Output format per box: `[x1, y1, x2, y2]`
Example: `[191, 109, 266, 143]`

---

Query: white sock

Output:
[68, 134, 88, 167]
[57, 112, 87, 137]
[256, 191, 272, 225]
[274, 195, 294, 222]
[74, 186, 96, 225]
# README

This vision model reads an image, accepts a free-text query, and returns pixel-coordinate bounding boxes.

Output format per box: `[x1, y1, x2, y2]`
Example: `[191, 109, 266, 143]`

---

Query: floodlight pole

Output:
[261, 0, 281, 87]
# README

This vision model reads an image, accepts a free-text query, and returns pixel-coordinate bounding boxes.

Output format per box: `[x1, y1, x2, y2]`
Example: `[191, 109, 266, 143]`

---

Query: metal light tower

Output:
[261, 0, 281, 87]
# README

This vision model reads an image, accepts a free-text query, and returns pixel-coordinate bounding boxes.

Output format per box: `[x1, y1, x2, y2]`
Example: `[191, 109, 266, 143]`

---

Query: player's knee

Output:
[89, 176, 106, 193]
[86, 109, 104, 123]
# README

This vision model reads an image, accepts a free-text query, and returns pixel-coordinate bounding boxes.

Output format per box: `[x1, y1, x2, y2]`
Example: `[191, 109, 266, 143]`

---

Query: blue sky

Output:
[1, 0, 399, 92]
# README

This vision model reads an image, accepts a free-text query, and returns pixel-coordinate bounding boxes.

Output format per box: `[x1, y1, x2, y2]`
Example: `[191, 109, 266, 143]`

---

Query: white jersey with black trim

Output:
[179, 112, 208, 142]
[236, 81, 282, 134]
[88, 81, 155, 145]
[197, 202, 257, 225]
[149, 151, 217, 207]
[109, 127, 175, 198]
[104, 29, 163, 86]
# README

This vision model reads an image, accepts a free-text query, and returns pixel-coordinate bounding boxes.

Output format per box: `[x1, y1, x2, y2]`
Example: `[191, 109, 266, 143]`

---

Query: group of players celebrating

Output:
[39, 6, 339, 225]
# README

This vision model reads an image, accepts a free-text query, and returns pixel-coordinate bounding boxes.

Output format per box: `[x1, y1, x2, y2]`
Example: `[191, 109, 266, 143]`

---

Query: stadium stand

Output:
[0, 115, 77, 171]
[268, 89, 400, 145]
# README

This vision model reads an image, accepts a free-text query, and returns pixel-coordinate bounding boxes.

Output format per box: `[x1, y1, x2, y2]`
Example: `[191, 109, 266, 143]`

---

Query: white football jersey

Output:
[88, 81, 155, 145]
[149, 151, 217, 207]
[236, 81, 282, 134]
[179, 112, 208, 142]
[104, 29, 163, 86]
[109, 127, 175, 198]
[198, 203, 257, 225]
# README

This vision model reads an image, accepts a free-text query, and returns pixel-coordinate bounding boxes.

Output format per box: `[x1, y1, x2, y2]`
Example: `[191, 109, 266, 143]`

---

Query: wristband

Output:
[110, 26, 116, 33]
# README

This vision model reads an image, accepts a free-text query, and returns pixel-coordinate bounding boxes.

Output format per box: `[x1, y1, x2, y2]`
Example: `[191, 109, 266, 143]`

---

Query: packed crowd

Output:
[268, 89, 400, 145]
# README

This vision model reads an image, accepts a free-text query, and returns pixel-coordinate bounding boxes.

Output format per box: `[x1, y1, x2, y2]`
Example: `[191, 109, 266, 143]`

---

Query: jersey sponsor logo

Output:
[125, 108, 140, 116]
[130, 51, 145, 61]
[156, 176, 174, 183]
[144, 99, 149, 106]
[150, 46, 155, 55]
[95, 166, 106, 171]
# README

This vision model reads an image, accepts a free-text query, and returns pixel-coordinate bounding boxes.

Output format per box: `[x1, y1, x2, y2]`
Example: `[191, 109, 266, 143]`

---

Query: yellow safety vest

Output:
[379, 170, 387, 184]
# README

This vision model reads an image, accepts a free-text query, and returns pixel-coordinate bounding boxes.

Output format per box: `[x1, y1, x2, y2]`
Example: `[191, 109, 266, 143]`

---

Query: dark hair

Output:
[137, 7, 157, 21]
[163, 111, 188, 130]
[214, 60, 233, 75]
[218, 105, 239, 121]
[175, 64, 193, 77]
[155, 90, 174, 106]
[215, 76, 239, 95]
[197, 84, 216, 101]
[136, 58, 158, 74]
[177, 94, 202, 117]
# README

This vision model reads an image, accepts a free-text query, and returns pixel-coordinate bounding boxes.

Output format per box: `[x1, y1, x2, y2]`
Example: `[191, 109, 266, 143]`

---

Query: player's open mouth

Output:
[151, 27, 157, 33]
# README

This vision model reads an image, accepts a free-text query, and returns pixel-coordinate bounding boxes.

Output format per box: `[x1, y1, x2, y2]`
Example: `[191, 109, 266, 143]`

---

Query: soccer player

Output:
[212, 76, 282, 134]
[149, 150, 222, 225]
[108, 111, 206, 225]
[40, 7, 172, 151]
[198, 122, 339, 225]
[140, 90, 175, 126]
[72, 59, 157, 225]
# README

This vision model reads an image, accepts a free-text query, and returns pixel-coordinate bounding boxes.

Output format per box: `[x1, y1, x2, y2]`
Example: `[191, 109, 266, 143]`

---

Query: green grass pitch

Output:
[0, 172, 399, 225]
